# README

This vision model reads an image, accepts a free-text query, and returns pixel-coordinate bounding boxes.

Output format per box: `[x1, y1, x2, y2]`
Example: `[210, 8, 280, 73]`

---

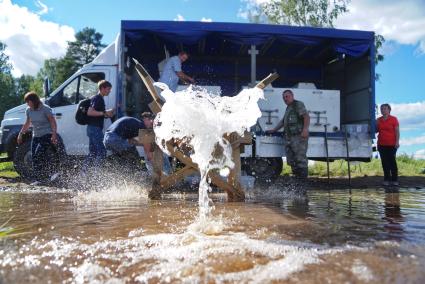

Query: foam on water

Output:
[153, 84, 264, 220]
[187, 214, 229, 235]
[351, 259, 375, 281]
[0, 226, 355, 283]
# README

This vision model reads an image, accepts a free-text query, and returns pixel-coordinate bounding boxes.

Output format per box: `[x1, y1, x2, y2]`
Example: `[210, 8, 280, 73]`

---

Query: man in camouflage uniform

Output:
[267, 90, 310, 178]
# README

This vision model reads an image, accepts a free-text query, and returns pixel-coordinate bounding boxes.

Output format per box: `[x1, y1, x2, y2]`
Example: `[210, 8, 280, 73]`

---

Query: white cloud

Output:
[0, 0, 75, 76]
[400, 135, 425, 146]
[35, 0, 49, 15]
[174, 14, 185, 21]
[244, 0, 269, 5]
[238, 0, 269, 20]
[201, 17, 212, 22]
[239, 0, 425, 54]
[388, 101, 425, 131]
[335, 0, 425, 54]
[413, 149, 425, 159]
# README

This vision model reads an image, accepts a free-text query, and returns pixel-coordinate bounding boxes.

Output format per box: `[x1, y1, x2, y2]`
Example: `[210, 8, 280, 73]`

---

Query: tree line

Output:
[0, 28, 105, 120]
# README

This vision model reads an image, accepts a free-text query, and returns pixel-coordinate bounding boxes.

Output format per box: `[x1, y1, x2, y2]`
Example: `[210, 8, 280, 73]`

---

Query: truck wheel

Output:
[13, 140, 33, 179]
[243, 157, 283, 180]
[13, 140, 63, 180]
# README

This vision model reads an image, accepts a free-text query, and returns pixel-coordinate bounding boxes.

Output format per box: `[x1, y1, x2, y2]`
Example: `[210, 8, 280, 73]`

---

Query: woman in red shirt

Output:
[376, 103, 400, 186]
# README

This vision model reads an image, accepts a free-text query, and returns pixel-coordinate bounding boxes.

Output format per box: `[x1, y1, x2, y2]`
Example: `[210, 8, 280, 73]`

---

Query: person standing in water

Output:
[158, 51, 195, 92]
[17, 91, 58, 185]
[376, 103, 400, 186]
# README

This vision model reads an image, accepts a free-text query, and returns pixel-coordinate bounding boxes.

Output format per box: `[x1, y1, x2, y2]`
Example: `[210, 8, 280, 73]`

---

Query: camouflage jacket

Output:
[283, 100, 307, 137]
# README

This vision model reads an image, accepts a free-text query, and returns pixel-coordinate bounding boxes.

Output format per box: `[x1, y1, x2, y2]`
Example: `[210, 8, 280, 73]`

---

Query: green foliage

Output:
[0, 73, 18, 121]
[15, 75, 36, 98]
[0, 226, 14, 238]
[0, 42, 13, 73]
[31, 27, 105, 95]
[0, 161, 18, 178]
[66, 27, 106, 69]
[34, 56, 77, 93]
[0, 42, 20, 120]
[260, 0, 349, 28]
[375, 34, 385, 81]
[240, 0, 270, 24]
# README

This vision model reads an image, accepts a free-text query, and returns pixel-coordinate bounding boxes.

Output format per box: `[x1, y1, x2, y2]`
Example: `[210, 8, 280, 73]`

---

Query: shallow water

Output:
[1, 183, 425, 283]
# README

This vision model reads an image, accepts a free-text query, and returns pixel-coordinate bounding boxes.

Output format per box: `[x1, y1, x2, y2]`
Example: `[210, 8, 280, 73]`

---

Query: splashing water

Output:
[153, 84, 264, 220]
[72, 181, 149, 206]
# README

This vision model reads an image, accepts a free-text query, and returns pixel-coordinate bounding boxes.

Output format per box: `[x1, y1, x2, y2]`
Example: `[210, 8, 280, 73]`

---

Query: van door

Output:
[48, 70, 110, 155]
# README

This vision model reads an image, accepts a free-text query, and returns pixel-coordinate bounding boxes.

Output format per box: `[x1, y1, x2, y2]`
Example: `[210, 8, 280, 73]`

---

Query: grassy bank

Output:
[285, 154, 425, 177]
[0, 152, 18, 178]
[0, 154, 424, 179]
[0, 158, 19, 178]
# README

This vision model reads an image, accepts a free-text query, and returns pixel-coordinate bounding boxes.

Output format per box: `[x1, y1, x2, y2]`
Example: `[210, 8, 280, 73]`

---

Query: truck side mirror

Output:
[43, 77, 50, 97]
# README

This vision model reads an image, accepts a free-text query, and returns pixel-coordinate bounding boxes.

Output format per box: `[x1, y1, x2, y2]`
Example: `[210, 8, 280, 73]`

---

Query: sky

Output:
[1, 0, 425, 158]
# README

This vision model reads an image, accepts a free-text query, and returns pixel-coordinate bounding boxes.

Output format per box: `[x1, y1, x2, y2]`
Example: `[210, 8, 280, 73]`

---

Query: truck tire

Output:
[243, 157, 283, 180]
[13, 140, 33, 179]
[13, 139, 63, 180]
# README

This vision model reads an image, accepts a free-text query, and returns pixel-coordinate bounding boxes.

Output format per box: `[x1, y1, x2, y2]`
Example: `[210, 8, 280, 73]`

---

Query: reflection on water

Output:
[383, 190, 404, 241]
[1, 184, 425, 283]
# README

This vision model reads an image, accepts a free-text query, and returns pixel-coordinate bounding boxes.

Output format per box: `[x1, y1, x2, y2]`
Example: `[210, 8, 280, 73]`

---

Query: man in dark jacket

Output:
[104, 116, 146, 154]
[103, 112, 172, 175]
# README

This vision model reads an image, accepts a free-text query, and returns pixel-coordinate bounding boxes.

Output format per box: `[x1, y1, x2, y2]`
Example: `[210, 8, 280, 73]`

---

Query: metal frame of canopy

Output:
[132, 58, 278, 201]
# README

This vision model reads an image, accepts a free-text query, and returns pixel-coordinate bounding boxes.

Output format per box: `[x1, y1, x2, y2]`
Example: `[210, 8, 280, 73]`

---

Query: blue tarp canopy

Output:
[121, 20, 374, 94]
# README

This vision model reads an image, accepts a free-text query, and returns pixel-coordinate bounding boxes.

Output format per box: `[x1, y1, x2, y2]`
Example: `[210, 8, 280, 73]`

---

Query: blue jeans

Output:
[83, 125, 106, 172]
[32, 134, 55, 181]
[103, 131, 133, 154]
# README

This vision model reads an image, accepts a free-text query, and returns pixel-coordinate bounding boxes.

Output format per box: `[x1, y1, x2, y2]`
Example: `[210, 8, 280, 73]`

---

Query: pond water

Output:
[1, 182, 425, 283]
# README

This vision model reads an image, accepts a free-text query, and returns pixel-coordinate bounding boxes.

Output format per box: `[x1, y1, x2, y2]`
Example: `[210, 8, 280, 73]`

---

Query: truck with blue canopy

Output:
[0, 20, 375, 179]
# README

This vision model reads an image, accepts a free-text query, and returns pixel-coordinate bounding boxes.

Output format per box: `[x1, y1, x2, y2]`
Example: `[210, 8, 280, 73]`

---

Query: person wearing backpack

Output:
[75, 98, 91, 125]
[82, 80, 115, 175]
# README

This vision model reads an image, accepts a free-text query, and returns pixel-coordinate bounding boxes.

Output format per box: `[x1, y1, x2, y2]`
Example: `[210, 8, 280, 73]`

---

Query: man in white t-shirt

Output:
[158, 51, 195, 92]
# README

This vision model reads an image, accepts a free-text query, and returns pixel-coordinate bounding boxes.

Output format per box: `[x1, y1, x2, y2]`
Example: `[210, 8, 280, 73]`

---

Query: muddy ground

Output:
[1, 175, 424, 192]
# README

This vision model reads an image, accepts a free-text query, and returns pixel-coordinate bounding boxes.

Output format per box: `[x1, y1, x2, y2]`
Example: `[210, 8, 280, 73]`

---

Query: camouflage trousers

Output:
[285, 135, 308, 178]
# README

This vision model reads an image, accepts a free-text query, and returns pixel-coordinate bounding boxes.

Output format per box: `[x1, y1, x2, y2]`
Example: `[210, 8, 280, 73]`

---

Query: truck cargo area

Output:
[121, 21, 375, 132]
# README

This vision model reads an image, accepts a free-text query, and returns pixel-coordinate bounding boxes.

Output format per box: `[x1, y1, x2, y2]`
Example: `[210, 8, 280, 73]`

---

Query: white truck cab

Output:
[0, 39, 120, 177]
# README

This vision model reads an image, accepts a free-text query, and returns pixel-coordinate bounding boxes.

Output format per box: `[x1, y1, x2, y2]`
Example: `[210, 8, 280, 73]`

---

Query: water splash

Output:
[72, 181, 149, 206]
[153, 84, 264, 220]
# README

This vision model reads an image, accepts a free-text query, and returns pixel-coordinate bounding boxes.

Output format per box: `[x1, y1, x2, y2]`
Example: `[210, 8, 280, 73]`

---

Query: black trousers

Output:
[32, 134, 56, 181]
[378, 145, 398, 182]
